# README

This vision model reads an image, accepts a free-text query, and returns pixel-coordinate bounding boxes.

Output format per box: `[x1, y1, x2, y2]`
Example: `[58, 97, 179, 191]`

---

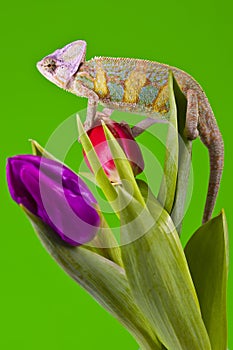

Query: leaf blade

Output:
[22, 206, 163, 350]
[158, 71, 178, 213]
[88, 210, 123, 267]
[170, 76, 192, 234]
[185, 210, 229, 350]
[30, 139, 58, 160]
[119, 181, 211, 350]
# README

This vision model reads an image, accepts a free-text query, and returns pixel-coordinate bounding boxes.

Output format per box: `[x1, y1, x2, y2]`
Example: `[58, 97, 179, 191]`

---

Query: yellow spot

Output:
[123, 70, 147, 103]
[153, 84, 169, 114]
[94, 67, 108, 98]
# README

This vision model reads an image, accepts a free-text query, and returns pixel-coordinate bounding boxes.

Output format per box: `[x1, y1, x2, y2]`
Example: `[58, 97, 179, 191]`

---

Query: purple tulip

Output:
[6, 155, 100, 245]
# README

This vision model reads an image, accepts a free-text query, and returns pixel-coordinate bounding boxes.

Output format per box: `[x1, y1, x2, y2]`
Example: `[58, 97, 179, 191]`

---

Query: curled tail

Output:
[202, 131, 224, 223]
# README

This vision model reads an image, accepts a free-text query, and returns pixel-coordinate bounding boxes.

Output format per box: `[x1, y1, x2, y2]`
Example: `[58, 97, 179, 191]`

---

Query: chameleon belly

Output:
[77, 58, 172, 117]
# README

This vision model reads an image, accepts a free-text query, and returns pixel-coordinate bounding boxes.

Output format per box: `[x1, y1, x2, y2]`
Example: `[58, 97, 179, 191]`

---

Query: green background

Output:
[1, 0, 232, 349]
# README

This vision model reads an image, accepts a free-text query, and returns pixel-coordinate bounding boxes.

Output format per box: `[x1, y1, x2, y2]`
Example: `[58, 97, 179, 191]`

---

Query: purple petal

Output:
[6, 155, 100, 245]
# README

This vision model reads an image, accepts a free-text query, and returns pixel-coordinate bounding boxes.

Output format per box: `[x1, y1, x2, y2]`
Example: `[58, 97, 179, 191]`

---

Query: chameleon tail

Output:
[202, 134, 224, 223]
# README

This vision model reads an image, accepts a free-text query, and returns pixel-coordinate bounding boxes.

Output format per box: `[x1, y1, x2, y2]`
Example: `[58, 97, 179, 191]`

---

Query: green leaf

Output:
[119, 180, 211, 350]
[88, 210, 123, 267]
[102, 121, 146, 207]
[30, 139, 81, 175]
[76, 115, 118, 205]
[158, 71, 178, 213]
[22, 206, 162, 350]
[185, 210, 229, 350]
[170, 76, 192, 234]
[30, 139, 58, 160]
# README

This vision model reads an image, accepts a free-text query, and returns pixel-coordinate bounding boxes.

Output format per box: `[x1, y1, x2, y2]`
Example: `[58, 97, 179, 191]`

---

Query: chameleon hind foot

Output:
[185, 89, 199, 140]
[132, 117, 167, 138]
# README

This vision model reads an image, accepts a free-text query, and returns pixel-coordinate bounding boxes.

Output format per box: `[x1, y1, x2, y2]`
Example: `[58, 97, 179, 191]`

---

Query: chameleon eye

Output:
[43, 58, 57, 73]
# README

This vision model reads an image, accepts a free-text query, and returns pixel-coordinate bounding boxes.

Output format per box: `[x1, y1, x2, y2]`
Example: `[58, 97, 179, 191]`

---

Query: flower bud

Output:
[83, 120, 144, 182]
[6, 155, 100, 245]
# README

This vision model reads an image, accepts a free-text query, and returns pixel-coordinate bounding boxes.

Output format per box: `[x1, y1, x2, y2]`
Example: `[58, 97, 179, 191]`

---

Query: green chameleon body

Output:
[76, 58, 171, 116]
[37, 40, 224, 223]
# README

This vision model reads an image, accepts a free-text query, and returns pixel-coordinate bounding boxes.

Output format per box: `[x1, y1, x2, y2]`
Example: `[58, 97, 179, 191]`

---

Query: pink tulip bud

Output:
[83, 120, 144, 182]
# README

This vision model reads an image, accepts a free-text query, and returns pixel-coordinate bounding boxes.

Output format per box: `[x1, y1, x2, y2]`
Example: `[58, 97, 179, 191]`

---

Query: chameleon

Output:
[37, 40, 224, 223]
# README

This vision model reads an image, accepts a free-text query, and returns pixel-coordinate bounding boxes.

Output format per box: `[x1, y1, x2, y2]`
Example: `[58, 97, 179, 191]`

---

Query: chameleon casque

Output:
[37, 40, 224, 223]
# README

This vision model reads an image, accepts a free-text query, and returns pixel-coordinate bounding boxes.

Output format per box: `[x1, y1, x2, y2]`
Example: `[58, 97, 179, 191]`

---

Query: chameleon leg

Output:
[131, 117, 167, 138]
[84, 99, 99, 130]
[101, 108, 114, 117]
[85, 108, 114, 130]
[94, 108, 114, 123]
[72, 83, 100, 131]
[185, 89, 199, 140]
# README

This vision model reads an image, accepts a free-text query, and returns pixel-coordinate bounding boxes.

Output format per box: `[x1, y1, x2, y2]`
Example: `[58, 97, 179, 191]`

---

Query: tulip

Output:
[6, 155, 100, 245]
[83, 120, 144, 182]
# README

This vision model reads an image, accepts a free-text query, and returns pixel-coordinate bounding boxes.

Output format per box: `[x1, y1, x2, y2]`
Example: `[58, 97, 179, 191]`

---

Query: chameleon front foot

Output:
[84, 108, 114, 131]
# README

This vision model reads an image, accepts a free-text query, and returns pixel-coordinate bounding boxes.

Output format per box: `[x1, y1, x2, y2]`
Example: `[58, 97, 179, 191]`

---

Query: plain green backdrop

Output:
[1, 0, 232, 348]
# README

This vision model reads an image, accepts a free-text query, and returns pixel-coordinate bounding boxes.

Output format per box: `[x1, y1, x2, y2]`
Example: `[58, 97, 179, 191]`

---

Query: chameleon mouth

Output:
[36, 60, 46, 76]
[36, 60, 42, 71]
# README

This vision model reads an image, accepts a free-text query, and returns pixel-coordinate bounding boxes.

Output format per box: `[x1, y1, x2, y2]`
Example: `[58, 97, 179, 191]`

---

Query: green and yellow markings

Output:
[77, 72, 94, 90]
[94, 65, 109, 98]
[153, 83, 169, 114]
[90, 60, 170, 114]
[108, 82, 124, 102]
[123, 69, 147, 103]
[138, 85, 159, 106]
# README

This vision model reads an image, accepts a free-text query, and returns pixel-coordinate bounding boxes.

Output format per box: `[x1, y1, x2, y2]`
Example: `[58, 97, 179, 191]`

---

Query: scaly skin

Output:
[76, 58, 170, 117]
[37, 40, 224, 223]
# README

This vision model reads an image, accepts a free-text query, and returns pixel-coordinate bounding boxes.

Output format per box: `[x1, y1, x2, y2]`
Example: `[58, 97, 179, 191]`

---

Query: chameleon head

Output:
[36, 40, 86, 89]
